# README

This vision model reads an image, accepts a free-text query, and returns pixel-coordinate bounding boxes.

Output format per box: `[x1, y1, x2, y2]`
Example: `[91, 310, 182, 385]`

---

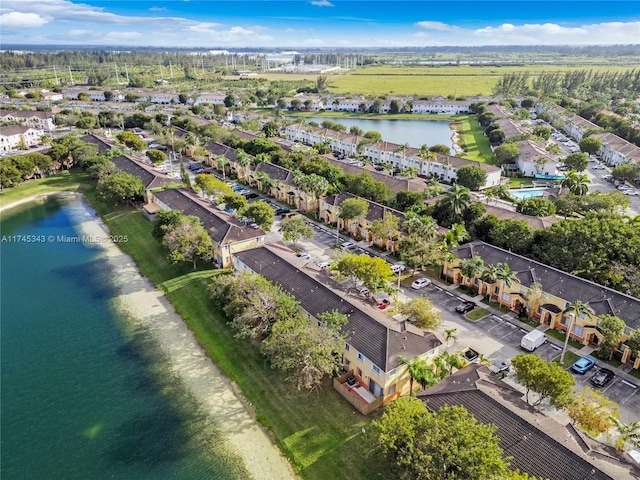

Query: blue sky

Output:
[1, 1, 639, 47]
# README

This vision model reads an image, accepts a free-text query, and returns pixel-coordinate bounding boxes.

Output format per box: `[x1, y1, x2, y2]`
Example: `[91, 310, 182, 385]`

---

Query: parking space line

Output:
[519, 328, 527, 333]
[622, 380, 637, 388]
[549, 344, 561, 351]
[621, 387, 638, 405]
[445, 292, 454, 297]
[491, 315, 503, 322]
[601, 379, 617, 393]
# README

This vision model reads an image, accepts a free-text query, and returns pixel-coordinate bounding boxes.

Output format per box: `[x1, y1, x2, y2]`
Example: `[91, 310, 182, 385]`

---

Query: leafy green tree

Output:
[579, 136, 602, 155]
[532, 125, 551, 140]
[86, 158, 115, 180]
[459, 257, 484, 282]
[511, 354, 575, 407]
[563, 152, 589, 172]
[611, 162, 639, 184]
[442, 184, 472, 217]
[152, 210, 183, 241]
[488, 219, 534, 254]
[47, 143, 70, 169]
[516, 197, 557, 217]
[369, 214, 400, 244]
[625, 330, 640, 358]
[567, 388, 619, 437]
[0, 160, 23, 187]
[115, 131, 147, 152]
[429, 144, 451, 155]
[337, 197, 369, 236]
[561, 171, 590, 196]
[391, 190, 424, 212]
[332, 254, 393, 292]
[222, 192, 247, 211]
[397, 356, 436, 395]
[240, 202, 275, 231]
[455, 164, 488, 191]
[261, 315, 346, 391]
[162, 215, 213, 269]
[96, 172, 144, 205]
[146, 149, 166, 165]
[279, 216, 314, 246]
[494, 143, 520, 164]
[560, 300, 595, 364]
[597, 315, 626, 360]
[398, 235, 445, 273]
[372, 397, 508, 480]
[399, 297, 442, 330]
[193, 174, 232, 200]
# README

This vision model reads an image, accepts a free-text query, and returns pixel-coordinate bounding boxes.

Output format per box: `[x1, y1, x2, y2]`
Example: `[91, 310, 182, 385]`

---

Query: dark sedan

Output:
[455, 301, 476, 314]
[590, 368, 615, 388]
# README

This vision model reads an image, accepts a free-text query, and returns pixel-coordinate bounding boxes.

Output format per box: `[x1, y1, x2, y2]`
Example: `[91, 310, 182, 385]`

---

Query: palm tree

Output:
[561, 171, 590, 196]
[458, 257, 484, 285]
[215, 155, 228, 180]
[444, 328, 457, 347]
[400, 213, 437, 239]
[495, 262, 517, 291]
[234, 148, 252, 180]
[442, 184, 471, 217]
[559, 300, 595, 364]
[402, 166, 419, 179]
[443, 223, 469, 248]
[610, 418, 640, 450]
[398, 356, 429, 396]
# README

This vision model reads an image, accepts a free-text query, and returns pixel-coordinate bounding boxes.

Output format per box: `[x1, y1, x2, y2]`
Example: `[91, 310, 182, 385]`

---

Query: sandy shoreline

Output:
[3, 193, 297, 480]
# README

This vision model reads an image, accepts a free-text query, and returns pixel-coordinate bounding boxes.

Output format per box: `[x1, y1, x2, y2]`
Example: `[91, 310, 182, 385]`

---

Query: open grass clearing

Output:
[0, 171, 93, 208]
[466, 308, 490, 321]
[480, 299, 512, 314]
[451, 116, 494, 163]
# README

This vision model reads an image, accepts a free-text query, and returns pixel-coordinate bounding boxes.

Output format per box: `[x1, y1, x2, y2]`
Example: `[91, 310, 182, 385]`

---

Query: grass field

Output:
[259, 63, 639, 97]
[545, 328, 585, 350]
[1, 174, 387, 480]
[452, 116, 494, 162]
[554, 351, 580, 368]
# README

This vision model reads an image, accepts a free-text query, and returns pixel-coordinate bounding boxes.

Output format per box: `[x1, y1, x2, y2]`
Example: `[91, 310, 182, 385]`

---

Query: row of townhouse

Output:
[234, 244, 442, 413]
[514, 139, 561, 177]
[284, 122, 502, 189]
[536, 102, 640, 167]
[277, 95, 471, 114]
[0, 125, 44, 152]
[0, 109, 56, 132]
[203, 141, 409, 252]
[444, 240, 640, 370]
[63, 88, 126, 102]
[60, 87, 237, 106]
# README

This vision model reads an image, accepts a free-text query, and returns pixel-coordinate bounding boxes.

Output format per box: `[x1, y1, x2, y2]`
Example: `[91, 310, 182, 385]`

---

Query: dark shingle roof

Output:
[111, 155, 174, 190]
[80, 134, 117, 154]
[153, 188, 264, 244]
[453, 241, 640, 329]
[0, 125, 30, 136]
[323, 192, 404, 224]
[254, 162, 292, 182]
[418, 365, 620, 480]
[205, 141, 237, 162]
[234, 245, 441, 371]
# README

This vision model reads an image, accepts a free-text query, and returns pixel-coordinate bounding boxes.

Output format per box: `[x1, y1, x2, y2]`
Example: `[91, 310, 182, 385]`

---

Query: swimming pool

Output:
[510, 189, 545, 199]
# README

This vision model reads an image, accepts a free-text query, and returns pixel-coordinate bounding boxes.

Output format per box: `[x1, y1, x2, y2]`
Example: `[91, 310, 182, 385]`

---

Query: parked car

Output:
[275, 208, 290, 215]
[455, 301, 476, 314]
[340, 241, 356, 249]
[355, 285, 370, 296]
[520, 330, 547, 351]
[593, 164, 606, 170]
[376, 298, 391, 309]
[243, 192, 260, 199]
[590, 368, 615, 387]
[296, 252, 310, 260]
[316, 261, 331, 269]
[571, 356, 596, 374]
[624, 190, 638, 196]
[390, 264, 405, 274]
[411, 278, 431, 289]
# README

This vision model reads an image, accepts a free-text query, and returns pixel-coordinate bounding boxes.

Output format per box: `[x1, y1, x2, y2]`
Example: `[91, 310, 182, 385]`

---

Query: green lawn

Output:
[629, 368, 640, 380]
[544, 328, 585, 350]
[77, 187, 388, 480]
[515, 316, 540, 328]
[466, 308, 490, 321]
[480, 299, 512, 315]
[451, 116, 494, 163]
[554, 351, 581, 368]
[0, 171, 93, 208]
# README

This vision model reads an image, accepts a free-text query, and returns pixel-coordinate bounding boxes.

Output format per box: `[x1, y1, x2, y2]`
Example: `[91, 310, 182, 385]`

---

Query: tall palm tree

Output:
[443, 184, 471, 217]
[561, 170, 590, 196]
[559, 300, 595, 364]
[444, 328, 457, 347]
[400, 213, 437, 239]
[234, 148, 252, 180]
[443, 223, 469, 248]
[215, 155, 228, 180]
[398, 356, 429, 396]
[402, 166, 419, 179]
[495, 262, 517, 291]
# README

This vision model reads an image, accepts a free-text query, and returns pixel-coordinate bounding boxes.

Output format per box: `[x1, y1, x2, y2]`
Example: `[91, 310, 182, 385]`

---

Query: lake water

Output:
[291, 116, 456, 150]
[0, 196, 243, 480]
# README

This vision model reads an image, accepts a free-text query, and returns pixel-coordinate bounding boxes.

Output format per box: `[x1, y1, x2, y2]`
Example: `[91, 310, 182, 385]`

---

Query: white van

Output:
[520, 330, 547, 352]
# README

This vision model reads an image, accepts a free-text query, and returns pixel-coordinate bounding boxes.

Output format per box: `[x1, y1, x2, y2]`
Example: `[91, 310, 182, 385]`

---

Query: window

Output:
[317, 320, 322, 327]
[344, 343, 350, 351]
[357, 352, 365, 362]
[573, 325, 584, 338]
[387, 384, 396, 395]
[389, 368, 397, 377]
[371, 363, 381, 375]
[501, 293, 510, 303]
[256, 237, 262, 243]
[356, 368, 362, 377]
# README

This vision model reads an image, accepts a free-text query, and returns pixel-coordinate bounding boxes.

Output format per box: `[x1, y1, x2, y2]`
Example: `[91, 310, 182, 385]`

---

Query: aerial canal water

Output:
[0, 195, 243, 480]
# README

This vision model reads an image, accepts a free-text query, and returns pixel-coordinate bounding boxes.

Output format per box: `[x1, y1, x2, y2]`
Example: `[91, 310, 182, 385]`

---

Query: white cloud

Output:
[414, 21, 457, 32]
[68, 29, 91, 36]
[310, 0, 333, 7]
[186, 24, 273, 43]
[0, 11, 49, 29]
[149, 6, 167, 12]
[302, 38, 326, 45]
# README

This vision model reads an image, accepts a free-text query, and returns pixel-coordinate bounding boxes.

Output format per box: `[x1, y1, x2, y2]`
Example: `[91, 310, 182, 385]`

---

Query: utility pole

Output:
[68, 66, 75, 86]
[160, 64, 164, 78]
[114, 63, 120, 84]
[124, 64, 130, 84]
[52, 65, 59, 85]
[169, 61, 174, 79]
[201, 56, 205, 76]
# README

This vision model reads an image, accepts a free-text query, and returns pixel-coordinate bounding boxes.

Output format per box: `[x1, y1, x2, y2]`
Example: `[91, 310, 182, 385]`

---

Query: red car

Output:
[376, 299, 391, 310]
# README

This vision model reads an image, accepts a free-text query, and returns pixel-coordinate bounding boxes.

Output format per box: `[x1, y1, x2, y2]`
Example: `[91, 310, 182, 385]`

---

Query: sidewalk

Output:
[438, 279, 640, 389]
